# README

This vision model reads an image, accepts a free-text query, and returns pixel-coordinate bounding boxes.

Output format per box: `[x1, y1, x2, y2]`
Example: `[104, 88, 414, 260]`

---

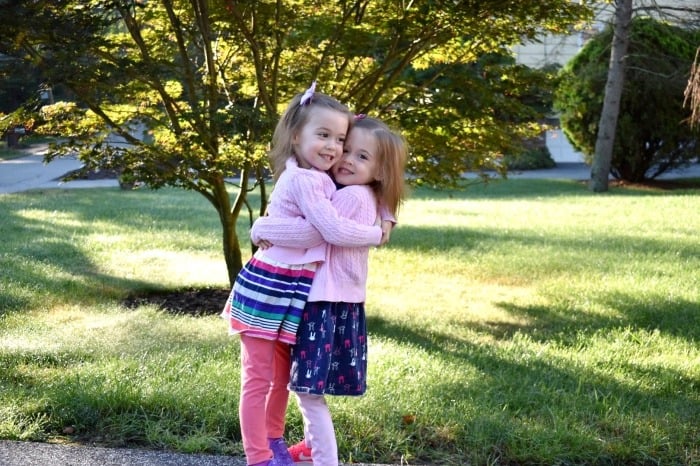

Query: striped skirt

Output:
[221, 251, 317, 345]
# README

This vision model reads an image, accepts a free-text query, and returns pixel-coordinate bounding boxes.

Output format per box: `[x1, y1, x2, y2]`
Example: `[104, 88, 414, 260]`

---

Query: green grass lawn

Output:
[1, 179, 699, 465]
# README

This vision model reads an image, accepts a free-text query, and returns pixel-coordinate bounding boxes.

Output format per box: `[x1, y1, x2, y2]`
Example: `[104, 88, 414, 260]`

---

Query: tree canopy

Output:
[0, 0, 591, 283]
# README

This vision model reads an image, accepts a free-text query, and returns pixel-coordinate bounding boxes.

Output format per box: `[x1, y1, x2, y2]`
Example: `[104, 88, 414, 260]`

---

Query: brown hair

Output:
[353, 117, 408, 216]
[269, 89, 354, 181]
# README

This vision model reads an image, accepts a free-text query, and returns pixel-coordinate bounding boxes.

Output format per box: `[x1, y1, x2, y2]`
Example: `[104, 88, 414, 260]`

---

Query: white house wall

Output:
[514, 0, 699, 163]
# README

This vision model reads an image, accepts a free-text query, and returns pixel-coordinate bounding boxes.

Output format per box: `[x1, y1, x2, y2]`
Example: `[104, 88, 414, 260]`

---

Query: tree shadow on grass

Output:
[484, 293, 700, 344]
[1, 188, 243, 446]
[389, 221, 700, 259]
[0, 207, 144, 316]
[0, 187, 235, 317]
[366, 314, 700, 464]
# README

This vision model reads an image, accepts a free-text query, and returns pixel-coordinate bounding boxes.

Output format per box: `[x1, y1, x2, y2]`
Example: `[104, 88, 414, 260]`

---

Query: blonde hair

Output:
[269, 90, 354, 181]
[353, 117, 408, 216]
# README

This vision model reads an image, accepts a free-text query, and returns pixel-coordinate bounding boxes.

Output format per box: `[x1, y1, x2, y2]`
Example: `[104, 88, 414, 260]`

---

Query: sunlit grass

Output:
[1, 179, 699, 465]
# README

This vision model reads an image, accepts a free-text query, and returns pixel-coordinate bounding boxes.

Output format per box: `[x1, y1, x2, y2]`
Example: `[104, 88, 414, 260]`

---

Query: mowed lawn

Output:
[1, 178, 698, 465]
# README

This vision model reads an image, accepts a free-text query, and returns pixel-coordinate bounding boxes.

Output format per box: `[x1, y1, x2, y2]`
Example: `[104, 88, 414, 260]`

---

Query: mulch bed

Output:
[61, 167, 121, 181]
[122, 287, 231, 317]
[607, 178, 700, 190]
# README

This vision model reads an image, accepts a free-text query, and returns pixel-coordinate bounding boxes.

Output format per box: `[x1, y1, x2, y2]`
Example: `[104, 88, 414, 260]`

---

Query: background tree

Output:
[0, 58, 42, 114]
[589, 0, 633, 192]
[576, 0, 700, 191]
[0, 0, 591, 284]
[684, 48, 700, 127]
[554, 16, 700, 183]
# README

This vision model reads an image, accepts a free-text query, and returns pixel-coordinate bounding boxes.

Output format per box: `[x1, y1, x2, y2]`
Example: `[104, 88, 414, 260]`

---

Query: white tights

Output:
[295, 393, 338, 466]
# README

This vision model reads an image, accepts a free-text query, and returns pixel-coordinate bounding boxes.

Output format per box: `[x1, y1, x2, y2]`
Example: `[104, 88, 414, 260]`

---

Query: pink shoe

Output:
[288, 440, 313, 465]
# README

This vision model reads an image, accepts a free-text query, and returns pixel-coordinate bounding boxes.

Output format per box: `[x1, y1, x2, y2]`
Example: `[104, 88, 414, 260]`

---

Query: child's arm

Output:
[378, 202, 396, 224]
[255, 184, 378, 248]
[291, 171, 382, 247]
[378, 202, 396, 246]
[251, 215, 323, 249]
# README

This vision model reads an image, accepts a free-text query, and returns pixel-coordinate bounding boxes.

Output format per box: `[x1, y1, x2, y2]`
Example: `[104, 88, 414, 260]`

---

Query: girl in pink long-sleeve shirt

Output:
[222, 84, 387, 466]
[251, 116, 408, 466]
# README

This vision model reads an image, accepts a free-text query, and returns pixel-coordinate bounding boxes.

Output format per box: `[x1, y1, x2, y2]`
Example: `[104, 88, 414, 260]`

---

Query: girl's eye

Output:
[319, 132, 329, 137]
[360, 153, 369, 160]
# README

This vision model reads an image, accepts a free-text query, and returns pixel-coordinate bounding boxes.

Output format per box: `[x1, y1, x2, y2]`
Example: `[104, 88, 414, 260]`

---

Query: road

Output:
[3, 144, 700, 195]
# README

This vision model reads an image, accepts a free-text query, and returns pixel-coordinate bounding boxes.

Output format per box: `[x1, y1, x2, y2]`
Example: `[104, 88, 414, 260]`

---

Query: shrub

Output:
[554, 17, 700, 182]
[504, 145, 556, 170]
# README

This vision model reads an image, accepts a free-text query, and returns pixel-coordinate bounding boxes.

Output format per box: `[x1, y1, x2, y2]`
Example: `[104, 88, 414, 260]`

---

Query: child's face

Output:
[293, 107, 348, 172]
[332, 127, 380, 186]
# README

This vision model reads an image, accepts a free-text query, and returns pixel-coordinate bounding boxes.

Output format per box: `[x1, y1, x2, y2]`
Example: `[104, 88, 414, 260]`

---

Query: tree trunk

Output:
[6, 132, 20, 147]
[222, 212, 243, 287]
[589, 0, 633, 192]
[208, 176, 244, 287]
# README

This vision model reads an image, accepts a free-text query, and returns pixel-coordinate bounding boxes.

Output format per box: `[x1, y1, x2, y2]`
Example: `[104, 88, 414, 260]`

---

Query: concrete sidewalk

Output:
[0, 440, 393, 466]
[0, 440, 394, 466]
[2, 144, 596, 195]
[0, 440, 248, 466]
[0, 143, 119, 194]
[3, 144, 700, 196]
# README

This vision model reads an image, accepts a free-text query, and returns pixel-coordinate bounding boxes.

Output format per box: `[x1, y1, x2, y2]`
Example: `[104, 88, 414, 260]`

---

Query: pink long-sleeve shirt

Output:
[251, 184, 378, 303]
[250, 158, 382, 265]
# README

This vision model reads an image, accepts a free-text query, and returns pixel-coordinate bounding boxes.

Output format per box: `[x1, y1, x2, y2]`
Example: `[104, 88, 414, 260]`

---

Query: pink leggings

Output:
[295, 393, 338, 466]
[239, 334, 291, 465]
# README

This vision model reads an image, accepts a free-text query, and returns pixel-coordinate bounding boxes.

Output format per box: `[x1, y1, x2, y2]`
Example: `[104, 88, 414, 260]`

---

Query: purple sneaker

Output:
[269, 437, 295, 466]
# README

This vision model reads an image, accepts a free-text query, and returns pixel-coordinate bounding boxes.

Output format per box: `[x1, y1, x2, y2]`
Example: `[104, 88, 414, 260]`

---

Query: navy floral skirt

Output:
[289, 301, 367, 396]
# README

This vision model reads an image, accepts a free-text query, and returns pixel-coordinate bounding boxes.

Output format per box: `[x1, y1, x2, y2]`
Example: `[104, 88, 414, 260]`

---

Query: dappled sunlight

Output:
[492, 284, 700, 346]
[99, 249, 228, 286]
[579, 329, 700, 394]
[368, 277, 537, 341]
[14, 208, 86, 229]
[1, 307, 134, 356]
[366, 312, 700, 464]
[1, 307, 233, 387]
[75, 306, 230, 355]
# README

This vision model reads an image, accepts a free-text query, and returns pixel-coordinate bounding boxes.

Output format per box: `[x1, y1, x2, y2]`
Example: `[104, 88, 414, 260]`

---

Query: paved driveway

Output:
[0, 144, 119, 194]
[3, 145, 700, 195]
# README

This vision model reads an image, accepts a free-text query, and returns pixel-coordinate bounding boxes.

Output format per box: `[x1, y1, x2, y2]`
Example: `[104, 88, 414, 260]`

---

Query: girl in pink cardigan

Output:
[222, 84, 387, 466]
[251, 116, 408, 466]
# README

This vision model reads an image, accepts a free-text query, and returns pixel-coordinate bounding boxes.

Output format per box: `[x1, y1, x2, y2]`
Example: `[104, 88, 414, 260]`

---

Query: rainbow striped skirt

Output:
[222, 251, 317, 344]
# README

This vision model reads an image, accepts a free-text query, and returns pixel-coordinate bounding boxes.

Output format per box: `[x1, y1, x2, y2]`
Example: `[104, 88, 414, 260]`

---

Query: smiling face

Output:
[293, 107, 349, 172]
[332, 127, 380, 186]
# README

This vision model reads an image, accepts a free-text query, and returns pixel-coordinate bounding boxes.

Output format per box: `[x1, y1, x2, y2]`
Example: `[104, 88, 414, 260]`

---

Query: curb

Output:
[0, 440, 393, 466]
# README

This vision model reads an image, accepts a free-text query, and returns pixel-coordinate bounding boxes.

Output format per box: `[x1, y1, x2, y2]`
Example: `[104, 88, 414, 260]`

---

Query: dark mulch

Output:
[122, 287, 231, 316]
[61, 167, 121, 181]
[608, 178, 700, 190]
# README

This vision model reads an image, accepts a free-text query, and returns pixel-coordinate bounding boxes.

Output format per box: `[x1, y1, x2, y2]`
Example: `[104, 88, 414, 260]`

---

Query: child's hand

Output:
[380, 220, 394, 246]
[256, 239, 272, 250]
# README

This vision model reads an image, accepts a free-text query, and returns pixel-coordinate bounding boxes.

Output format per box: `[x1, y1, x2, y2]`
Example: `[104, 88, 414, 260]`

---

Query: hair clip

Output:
[354, 113, 367, 120]
[300, 81, 317, 106]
